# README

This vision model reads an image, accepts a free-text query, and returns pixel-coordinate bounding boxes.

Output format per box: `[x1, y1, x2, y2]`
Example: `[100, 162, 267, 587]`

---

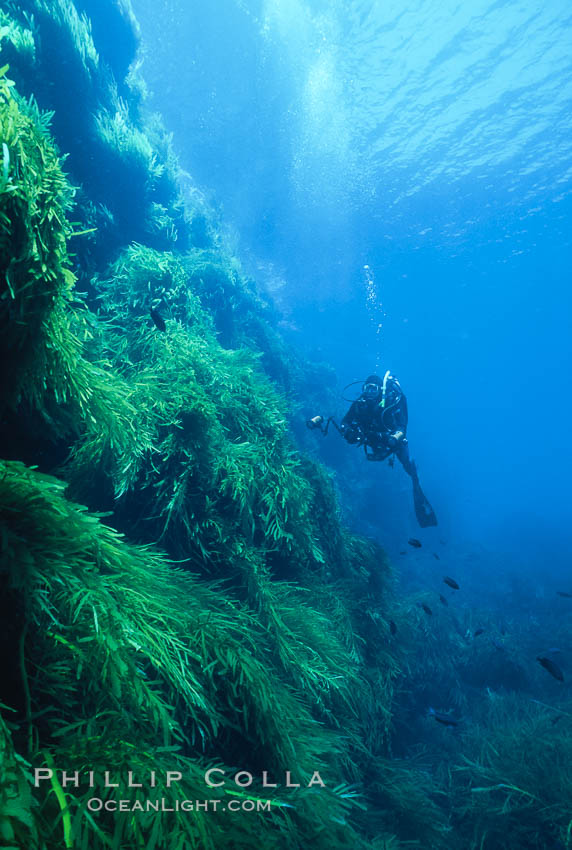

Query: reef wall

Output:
[0, 3, 406, 848]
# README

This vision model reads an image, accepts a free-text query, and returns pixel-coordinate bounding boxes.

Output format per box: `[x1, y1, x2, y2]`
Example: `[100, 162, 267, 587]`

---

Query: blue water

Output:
[132, 0, 572, 581]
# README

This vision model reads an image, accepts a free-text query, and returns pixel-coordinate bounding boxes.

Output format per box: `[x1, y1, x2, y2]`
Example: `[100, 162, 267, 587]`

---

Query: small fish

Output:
[433, 552, 440, 560]
[438, 594, 449, 606]
[546, 648, 562, 654]
[492, 638, 505, 651]
[443, 576, 460, 590]
[399, 550, 406, 555]
[389, 619, 397, 635]
[408, 538, 422, 548]
[428, 707, 459, 727]
[537, 656, 564, 682]
[150, 308, 166, 332]
[474, 628, 485, 637]
[421, 603, 433, 616]
[551, 714, 564, 726]
[556, 591, 572, 598]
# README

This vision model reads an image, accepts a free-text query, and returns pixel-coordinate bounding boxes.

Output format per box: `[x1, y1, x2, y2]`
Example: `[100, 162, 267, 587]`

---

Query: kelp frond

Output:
[0, 459, 379, 849]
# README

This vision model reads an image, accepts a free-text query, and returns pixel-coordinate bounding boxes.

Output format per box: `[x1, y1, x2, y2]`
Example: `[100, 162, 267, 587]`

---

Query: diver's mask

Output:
[362, 382, 381, 399]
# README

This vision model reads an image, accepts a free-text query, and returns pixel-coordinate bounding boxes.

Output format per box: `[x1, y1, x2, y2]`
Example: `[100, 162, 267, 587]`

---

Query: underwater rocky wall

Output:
[0, 3, 408, 848]
[2, 3, 572, 849]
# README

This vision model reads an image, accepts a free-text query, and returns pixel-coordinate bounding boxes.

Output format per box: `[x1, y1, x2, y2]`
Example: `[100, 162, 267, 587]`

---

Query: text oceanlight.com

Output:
[86, 798, 274, 813]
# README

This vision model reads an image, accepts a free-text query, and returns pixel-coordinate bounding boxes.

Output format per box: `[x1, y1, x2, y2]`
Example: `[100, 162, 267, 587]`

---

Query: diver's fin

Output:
[413, 480, 438, 527]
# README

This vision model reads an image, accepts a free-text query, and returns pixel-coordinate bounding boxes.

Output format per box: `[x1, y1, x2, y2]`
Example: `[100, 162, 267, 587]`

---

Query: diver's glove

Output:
[341, 424, 363, 444]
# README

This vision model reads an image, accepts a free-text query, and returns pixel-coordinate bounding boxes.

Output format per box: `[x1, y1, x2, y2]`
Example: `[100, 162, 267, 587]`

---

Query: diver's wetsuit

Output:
[341, 374, 417, 477]
[340, 372, 437, 527]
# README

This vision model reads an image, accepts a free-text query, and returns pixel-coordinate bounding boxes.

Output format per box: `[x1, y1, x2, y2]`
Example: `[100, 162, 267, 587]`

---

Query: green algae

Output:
[0, 23, 401, 847]
[0, 65, 75, 407]
[0, 457, 385, 849]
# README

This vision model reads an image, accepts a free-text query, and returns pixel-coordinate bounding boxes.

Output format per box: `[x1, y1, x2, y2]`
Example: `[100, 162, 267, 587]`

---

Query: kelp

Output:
[73, 0, 140, 84]
[0, 713, 38, 848]
[449, 693, 572, 849]
[367, 756, 451, 846]
[0, 3, 501, 848]
[81, 244, 319, 572]
[0, 458, 381, 849]
[0, 7, 35, 66]
[0, 63, 75, 407]
[0, 74, 400, 842]
[0, 68, 150, 483]
[385, 593, 572, 849]
[73, 244, 396, 757]
[3, 0, 186, 257]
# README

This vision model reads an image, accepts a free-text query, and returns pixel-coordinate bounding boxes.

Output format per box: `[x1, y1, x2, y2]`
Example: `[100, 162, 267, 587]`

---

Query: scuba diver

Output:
[307, 372, 437, 528]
